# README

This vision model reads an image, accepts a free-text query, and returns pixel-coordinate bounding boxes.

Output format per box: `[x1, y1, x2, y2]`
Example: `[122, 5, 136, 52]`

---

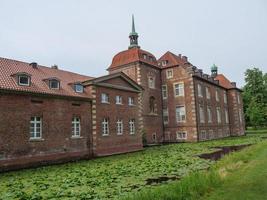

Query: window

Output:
[206, 87, 211, 99]
[216, 90, 220, 102]
[102, 118, 109, 136]
[216, 107, 221, 123]
[128, 97, 134, 106]
[74, 84, 83, 93]
[198, 84, 203, 97]
[223, 91, 227, 103]
[149, 96, 156, 113]
[101, 93, 109, 103]
[176, 132, 187, 140]
[201, 130, 207, 140]
[199, 105, 205, 123]
[237, 93, 240, 104]
[166, 69, 173, 79]
[72, 117, 81, 137]
[143, 54, 147, 59]
[152, 133, 157, 142]
[18, 75, 30, 86]
[116, 95, 122, 104]
[207, 107, 212, 123]
[225, 108, 229, 124]
[30, 117, 42, 139]
[209, 130, 214, 139]
[162, 85, 168, 99]
[176, 105, 186, 122]
[49, 79, 60, 89]
[239, 108, 242, 123]
[174, 82, 184, 97]
[163, 109, 169, 124]
[129, 119, 135, 134]
[148, 76, 155, 88]
[162, 60, 168, 66]
[116, 119, 123, 135]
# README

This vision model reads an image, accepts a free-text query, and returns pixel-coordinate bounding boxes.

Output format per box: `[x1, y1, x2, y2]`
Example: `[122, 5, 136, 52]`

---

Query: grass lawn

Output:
[0, 133, 266, 200]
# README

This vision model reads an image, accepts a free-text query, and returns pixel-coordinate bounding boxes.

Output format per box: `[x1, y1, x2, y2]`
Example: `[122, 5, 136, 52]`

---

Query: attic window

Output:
[162, 60, 168, 66]
[18, 75, 30, 86]
[74, 84, 84, 93]
[149, 56, 154, 62]
[143, 54, 147, 59]
[49, 79, 60, 89]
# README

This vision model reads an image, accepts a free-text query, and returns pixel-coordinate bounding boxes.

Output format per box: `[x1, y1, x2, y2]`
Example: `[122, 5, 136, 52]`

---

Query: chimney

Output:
[182, 56, 188, 62]
[29, 62, 38, 68]
[51, 65, 58, 69]
[231, 82, 237, 87]
[178, 54, 182, 58]
[199, 69, 203, 76]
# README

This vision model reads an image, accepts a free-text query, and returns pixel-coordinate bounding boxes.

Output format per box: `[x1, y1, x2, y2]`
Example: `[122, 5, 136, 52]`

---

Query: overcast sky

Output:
[1, 0, 266, 87]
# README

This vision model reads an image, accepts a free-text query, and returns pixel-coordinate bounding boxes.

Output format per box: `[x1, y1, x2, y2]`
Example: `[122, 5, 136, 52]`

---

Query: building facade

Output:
[0, 18, 245, 171]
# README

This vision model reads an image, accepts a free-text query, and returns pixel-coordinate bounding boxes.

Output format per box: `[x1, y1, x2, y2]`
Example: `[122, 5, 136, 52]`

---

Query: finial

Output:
[129, 14, 140, 49]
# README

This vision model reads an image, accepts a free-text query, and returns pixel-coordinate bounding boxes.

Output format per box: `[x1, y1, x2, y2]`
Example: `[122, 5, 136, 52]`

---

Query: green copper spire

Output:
[129, 15, 140, 49]
[211, 64, 218, 77]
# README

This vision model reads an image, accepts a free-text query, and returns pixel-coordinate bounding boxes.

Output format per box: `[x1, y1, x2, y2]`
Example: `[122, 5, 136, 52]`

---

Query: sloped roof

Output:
[158, 51, 189, 68]
[0, 57, 93, 99]
[108, 47, 158, 70]
[214, 74, 235, 89]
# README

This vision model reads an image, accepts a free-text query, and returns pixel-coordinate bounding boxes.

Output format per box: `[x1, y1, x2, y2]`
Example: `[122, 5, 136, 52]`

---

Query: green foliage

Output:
[246, 97, 266, 129]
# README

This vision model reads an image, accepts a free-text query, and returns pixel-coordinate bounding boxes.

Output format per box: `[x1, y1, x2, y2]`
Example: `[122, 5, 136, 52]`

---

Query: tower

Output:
[129, 15, 140, 49]
[211, 64, 218, 77]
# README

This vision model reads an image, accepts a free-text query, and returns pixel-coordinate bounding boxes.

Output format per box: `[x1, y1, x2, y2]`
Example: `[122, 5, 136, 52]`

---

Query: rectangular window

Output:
[128, 97, 134, 106]
[102, 118, 109, 136]
[206, 87, 211, 99]
[174, 82, 184, 97]
[74, 84, 83, 93]
[30, 117, 42, 139]
[199, 105, 205, 123]
[101, 93, 109, 103]
[216, 107, 221, 123]
[166, 69, 173, 79]
[176, 105, 186, 122]
[209, 130, 214, 139]
[237, 93, 240, 104]
[207, 107, 212, 123]
[239, 108, 242, 123]
[18, 75, 30, 86]
[198, 84, 203, 97]
[148, 76, 155, 89]
[216, 90, 220, 102]
[163, 109, 169, 124]
[225, 108, 229, 124]
[116, 119, 123, 135]
[176, 132, 187, 140]
[201, 130, 207, 140]
[224, 91, 227, 103]
[49, 80, 60, 89]
[129, 119, 135, 134]
[72, 117, 81, 137]
[116, 95, 122, 104]
[162, 85, 168, 99]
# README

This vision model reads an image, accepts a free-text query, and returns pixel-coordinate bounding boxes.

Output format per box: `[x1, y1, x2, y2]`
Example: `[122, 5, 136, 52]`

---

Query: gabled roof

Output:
[215, 74, 236, 89]
[108, 47, 158, 70]
[83, 72, 143, 93]
[0, 57, 93, 99]
[158, 51, 190, 68]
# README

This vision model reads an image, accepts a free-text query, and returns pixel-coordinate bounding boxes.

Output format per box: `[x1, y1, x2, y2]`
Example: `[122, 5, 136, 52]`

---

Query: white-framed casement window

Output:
[163, 109, 169, 125]
[174, 82, 184, 97]
[199, 105, 205, 123]
[206, 87, 211, 99]
[225, 108, 229, 124]
[129, 119, 135, 134]
[198, 84, 203, 97]
[72, 117, 81, 137]
[223, 91, 227, 104]
[216, 90, 220, 102]
[148, 76, 155, 89]
[201, 130, 207, 140]
[162, 85, 168, 99]
[207, 106, 212, 123]
[166, 69, 173, 79]
[239, 108, 242, 123]
[216, 107, 221, 123]
[102, 118, 109, 136]
[49, 79, 60, 89]
[30, 116, 42, 139]
[116, 95, 122, 105]
[128, 97, 134, 106]
[101, 93, 109, 103]
[18, 75, 30, 86]
[176, 132, 187, 140]
[176, 105, 186, 122]
[116, 119, 123, 135]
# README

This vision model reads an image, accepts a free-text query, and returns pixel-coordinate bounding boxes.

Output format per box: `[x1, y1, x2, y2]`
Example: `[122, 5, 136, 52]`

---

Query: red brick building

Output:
[0, 17, 245, 171]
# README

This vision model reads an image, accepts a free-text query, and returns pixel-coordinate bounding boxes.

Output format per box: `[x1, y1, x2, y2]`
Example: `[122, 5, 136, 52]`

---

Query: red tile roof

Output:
[215, 74, 235, 89]
[158, 51, 189, 68]
[0, 57, 93, 99]
[108, 47, 158, 70]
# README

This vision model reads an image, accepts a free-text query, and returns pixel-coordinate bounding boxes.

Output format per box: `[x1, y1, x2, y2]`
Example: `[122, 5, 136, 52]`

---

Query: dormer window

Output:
[18, 75, 30, 86]
[49, 79, 60, 89]
[149, 56, 154, 62]
[74, 84, 84, 93]
[143, 54, 147, 59]
[162, 60, 168, 66]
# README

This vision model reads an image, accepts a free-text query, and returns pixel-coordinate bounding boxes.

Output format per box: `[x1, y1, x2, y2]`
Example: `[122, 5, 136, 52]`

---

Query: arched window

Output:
[149, 96, 156, 113]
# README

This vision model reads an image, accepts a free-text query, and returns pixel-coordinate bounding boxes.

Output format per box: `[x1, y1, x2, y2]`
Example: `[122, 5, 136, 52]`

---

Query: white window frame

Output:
[18, 75, 30, 86]
[116, 119, 123, 135]
[176, 105, 186, 123]
[74, 84, 84, 93]
[102, 118, 109, 136]
[166, 69, 173, 79]
[206, 87, 211, 99]
[198, 84, 203, 97]
[162, 85, 168, 99]
[116, 95, 122, 105]
[49, 79, 60, 89]
[30, 116, 42, 139]
[216, 107, 221, 123]
[216, 90, 220, 102]
[162, 60, 167, 66]
[223, 91, 227, 104]
[148, 76, 155, 89]
[101, 93, 109, 103]
[176, 131, 187, 140]
[225, 108, 229, 124]
[207, 106, 212, 123]
[72, 117, 81, 137]
[128, 97, 134, 106]
[163, 109, 169, 125]
[174, 82, 184, 97]
[199, 105, 205, 123]
[129, 119, 135, 134]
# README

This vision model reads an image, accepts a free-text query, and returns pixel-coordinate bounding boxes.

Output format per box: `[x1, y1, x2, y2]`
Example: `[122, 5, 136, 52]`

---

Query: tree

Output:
[246, 97, 265, 129]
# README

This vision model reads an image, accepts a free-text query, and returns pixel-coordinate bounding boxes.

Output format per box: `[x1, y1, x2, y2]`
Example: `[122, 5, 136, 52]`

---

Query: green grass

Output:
[0, 134, 266, 200]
